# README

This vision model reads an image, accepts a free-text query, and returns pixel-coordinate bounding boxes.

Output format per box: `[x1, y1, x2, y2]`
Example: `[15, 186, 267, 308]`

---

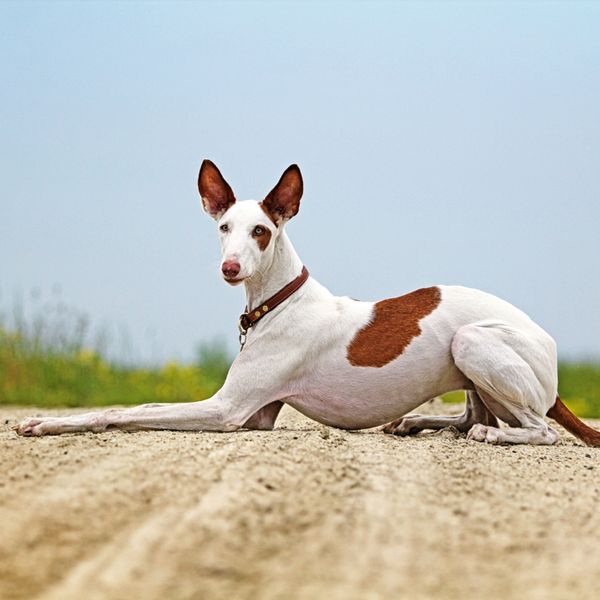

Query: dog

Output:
[13, 160, 600, 446]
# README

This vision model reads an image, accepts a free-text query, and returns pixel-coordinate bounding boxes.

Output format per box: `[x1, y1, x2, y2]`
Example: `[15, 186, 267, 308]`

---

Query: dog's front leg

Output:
[13, 395, 255, 436]
[14, 343, 298, 437]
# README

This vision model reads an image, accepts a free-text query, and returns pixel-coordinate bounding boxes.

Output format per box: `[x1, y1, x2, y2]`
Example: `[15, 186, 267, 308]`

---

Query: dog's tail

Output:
[547, 396, 600, 447]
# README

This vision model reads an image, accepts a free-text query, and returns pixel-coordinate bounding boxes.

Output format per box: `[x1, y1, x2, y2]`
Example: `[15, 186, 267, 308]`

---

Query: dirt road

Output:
[1, 401, 599, 600]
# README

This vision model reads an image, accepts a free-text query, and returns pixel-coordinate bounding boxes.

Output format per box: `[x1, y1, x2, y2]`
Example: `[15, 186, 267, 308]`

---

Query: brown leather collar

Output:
[238, 266, 309, 348]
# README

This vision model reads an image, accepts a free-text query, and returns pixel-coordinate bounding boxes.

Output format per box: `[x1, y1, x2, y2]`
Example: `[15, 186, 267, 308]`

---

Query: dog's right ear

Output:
[198, 160, 236, 220]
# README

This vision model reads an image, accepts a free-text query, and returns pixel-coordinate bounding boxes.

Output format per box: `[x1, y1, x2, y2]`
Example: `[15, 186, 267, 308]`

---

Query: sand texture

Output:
[1, 401, 599, 600]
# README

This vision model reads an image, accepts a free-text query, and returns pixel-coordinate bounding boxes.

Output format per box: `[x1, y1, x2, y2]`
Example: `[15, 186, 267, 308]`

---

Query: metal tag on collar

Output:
[238, 314, 249, 350]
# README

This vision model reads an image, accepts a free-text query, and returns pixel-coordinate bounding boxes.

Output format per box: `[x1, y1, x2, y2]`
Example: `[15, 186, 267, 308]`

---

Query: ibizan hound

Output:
[13, 161, 600, 447]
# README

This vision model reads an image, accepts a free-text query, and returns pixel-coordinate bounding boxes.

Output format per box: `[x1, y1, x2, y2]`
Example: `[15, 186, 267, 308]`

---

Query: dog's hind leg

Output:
[451, 322, 559, 446]
[383, 390, 498, 435]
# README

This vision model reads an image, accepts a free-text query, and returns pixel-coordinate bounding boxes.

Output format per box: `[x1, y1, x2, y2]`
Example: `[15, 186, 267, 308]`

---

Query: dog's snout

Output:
[222, 261, 241, 279]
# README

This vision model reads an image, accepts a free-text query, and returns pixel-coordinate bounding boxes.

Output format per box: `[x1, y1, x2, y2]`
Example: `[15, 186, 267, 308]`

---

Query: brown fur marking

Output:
[347, 286, 442, 367]
[259, 203, 278, 226]
[253, 226, 272, 251]
[547, 396, 600, 447]
[198, 160, 236, 218]
[260, 164, 303, 225]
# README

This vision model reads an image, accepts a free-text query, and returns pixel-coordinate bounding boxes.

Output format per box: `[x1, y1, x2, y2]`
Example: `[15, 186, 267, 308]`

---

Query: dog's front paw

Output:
[467, 424, 501, 444]
[13, 417, 57, 437]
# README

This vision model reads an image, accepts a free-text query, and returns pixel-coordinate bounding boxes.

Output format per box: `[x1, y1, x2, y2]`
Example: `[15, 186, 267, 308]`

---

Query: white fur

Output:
[14, 198, 559, 445]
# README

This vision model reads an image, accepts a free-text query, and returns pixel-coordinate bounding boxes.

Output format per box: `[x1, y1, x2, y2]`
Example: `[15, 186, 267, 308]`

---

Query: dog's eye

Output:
[253, 226, 265, 236]
[219, 223, 229, 233]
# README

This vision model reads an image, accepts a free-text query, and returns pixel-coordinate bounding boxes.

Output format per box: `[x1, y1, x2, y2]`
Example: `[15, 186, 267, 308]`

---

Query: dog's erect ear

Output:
[198, 160, 236, 220]
[260, 164, 303, 226]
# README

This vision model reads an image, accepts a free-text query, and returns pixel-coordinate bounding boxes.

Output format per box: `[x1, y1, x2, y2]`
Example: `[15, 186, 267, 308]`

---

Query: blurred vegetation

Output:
[556, 363, 600, 419]
[0, 293, 599, 417]
[0, 294, 231, 407]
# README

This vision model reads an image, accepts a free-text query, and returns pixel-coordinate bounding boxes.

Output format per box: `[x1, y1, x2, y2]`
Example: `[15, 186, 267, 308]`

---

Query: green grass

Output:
[0, 307, 231, 407]
[1, 299, 599, 416]
[0, 332, 230, 408]
[556, 363, 600, 418]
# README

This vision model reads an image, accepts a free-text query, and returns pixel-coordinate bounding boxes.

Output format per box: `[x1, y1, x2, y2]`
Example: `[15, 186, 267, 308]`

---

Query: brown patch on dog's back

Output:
[347, 287, 442, 367]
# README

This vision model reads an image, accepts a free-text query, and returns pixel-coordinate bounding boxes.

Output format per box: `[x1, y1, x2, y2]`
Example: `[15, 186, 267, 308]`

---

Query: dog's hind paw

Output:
[382, 416, 424, 436]
[467, 424, 501, 444]
[382, 419, 400, 434]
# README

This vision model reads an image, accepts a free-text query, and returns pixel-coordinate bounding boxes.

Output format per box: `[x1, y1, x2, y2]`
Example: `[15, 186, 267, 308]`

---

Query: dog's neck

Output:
[244, 230, 304, 309]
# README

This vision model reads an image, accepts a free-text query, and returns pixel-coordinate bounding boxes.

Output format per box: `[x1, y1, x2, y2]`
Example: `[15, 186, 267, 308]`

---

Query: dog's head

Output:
[198, 160, 303, 285]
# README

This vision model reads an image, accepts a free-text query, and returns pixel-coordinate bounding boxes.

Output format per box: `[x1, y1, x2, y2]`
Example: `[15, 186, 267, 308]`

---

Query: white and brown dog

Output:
[13, 161, 600, 446]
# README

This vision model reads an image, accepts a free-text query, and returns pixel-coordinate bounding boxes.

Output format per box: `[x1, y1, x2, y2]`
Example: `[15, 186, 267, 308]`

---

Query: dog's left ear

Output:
[198, 160, 236, 220]
[260, 164, 303, 226]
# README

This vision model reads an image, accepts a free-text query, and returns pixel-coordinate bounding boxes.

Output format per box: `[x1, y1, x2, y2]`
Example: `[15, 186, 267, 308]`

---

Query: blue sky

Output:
[1, 1, 599, 362]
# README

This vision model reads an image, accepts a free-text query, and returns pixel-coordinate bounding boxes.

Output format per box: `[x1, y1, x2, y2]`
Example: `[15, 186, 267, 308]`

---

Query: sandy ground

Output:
[1, 401, 599, 600]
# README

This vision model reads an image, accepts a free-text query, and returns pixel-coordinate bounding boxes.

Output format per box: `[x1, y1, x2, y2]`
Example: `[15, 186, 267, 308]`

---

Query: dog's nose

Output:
[221, 261, 241, 279]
